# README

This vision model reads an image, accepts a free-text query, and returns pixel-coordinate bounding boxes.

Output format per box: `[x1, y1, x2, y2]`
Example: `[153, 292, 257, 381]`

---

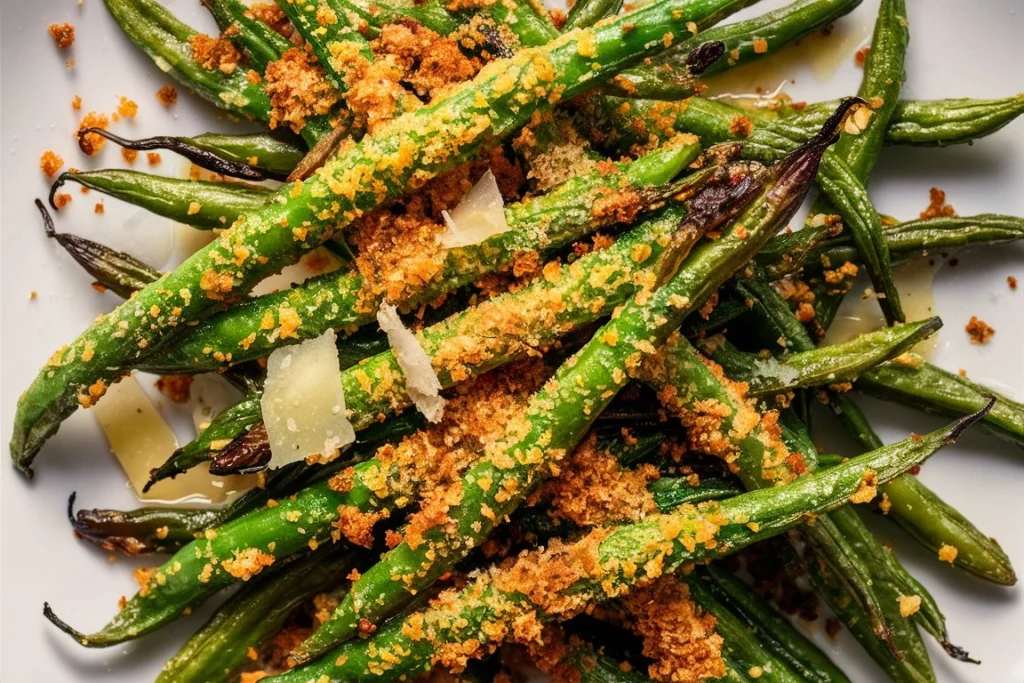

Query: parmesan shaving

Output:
[376, 303, 445, 423]
[261, 329, 355, 469]
[93, 375, 255, 504]
[439, 169, 510, 248]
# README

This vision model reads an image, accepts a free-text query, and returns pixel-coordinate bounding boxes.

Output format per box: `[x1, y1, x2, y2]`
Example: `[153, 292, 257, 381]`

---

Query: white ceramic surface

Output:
[1, 0, 1021, 680]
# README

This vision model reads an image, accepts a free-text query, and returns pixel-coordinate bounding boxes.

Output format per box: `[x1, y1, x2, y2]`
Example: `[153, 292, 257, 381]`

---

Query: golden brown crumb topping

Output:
[621, 576, 725, 683]
[189, 33, 243, 73]
[154, 374, 194, 404]
[53, 193, 72, 210]
[919, 187, 956, 220]
[264, 48, 340, 134]
[938, 543, 958, 564]
[539, 434, 659, 527]
[1008, 275, 1018, 290]
[372, 22, 480, 103]
[156, 85, 178, 107]
[246, 2, 293, 39]
[965, 316, 994, 344]
[48, 23, 75, 49]
[115, 96, 138, 120]
[40, 150, 64, 178]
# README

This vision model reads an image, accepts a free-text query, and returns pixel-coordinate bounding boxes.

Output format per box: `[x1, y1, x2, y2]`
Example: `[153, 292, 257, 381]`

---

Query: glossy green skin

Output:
[15, 0, 739, 474]
[758, 214, 1024, 278]
[701, 565, 851, 683]
[860, 355, 1024, 448]
[686, 576, 806, 683]
[205, 0, 292, 71]
[649, 325, 937, 680]
[564, 0, 624, 30]
[700, 317, 942, 396]
[182, 133, 307, 177]
[136, 143, 702, 374]
[56, 170, 273, 229]
[294, 131, 822, 663]
[817, 454, 1016, 586]
[332, 0, 462, 38]
[792, 95, 1024, 148]
[48, 206, 714, 646]
[276, 0, 373, 90]
[272, 415, 977, 682]
[157, 545, 356, 683]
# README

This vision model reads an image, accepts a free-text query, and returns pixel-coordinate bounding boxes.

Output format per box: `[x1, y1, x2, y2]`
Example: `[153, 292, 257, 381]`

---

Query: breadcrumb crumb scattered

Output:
[48, 23, 75, 49]
[71, 95, 82, 111]
[919, 187, 956, 220]
[938, 543, 958, 564]
[1008, 276, 1018, 291]
[53, 193, 72, 210]
[77, 112, 111, 155]
[854, 46, 870, 66]
[965, 316, 994, 344]
[40, 150, 64, 178]
[156, 85, 178, 107]
[898, 594, 921, 617]
[147, 152, 162, 165]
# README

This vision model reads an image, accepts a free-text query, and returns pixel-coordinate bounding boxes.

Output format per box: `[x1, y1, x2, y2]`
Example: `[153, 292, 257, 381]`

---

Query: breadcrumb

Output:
[155, 375, 193, 404]
[40, 151, 64, 178]
[156, 85, 178, 107]
[77, 112, 110, 155]
[919, 187, 956, 220]
[938, 543, 958, 564]
[147, 152, 162, 165]
[116, 96, 139, 119]
[264, 48, 339, 134]
[71, 95, 82, 111]
[48, 23, 75, 49]
[53, 193, 72, 210]
[1008, 276, 1017, 290]
[965, 316, 994, 344]
[898, 594, 921, 618]
[854, 46, 870, 66]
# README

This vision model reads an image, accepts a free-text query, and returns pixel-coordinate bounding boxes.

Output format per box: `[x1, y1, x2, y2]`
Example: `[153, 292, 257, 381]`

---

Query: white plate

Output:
[1, 0, 1022, 680]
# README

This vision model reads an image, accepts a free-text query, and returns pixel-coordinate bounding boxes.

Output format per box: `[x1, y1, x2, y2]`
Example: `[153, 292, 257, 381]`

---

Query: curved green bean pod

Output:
[564, 0, 624, 30]
[157, 544, 358, 683]
[14, 0, 751, 475]
[50, 170, 273, 229]
[270, 408, 989, 682]
[203, 0, 292, 72]
[700, 317, 942, 396]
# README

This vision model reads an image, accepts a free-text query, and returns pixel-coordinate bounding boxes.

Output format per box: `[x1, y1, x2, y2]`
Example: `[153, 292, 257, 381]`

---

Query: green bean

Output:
[68, 492, 219, 555]
[699, 317, 942, 396]
[649, 476, 742, 510]
[820, 455, 1016, 585]
[292, 110, 836, 663]
[50, 170, 272, 229]
[859, 355, 1024, 448]
[601, 42, 726, 101]
[103, 0, 273, 126]
[156, 544, 357, 683]
[686, 575, 807, 683]
[75, 128, 305, 181]
[270, 407, 989, 682]
[330, 0, 462, 38]
[203, 0, 292, 72]
[275, 0, 374, 90]
[14, 0, 752, 475]
[563, 0, 624, 31]
[37, 200, 162, 299]
[758, 214, 1024, 278]
[797, 95, 1024, 148]
[702, 565, 851, 683]
[135, 142, 703, 375]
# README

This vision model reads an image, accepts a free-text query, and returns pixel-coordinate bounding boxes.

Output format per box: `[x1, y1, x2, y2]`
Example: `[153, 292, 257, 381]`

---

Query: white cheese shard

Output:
[261, 329, 355, 469]
[439, 169, 510, 248]
[376, 303, 445, 423]
[93, 375, 254, 504]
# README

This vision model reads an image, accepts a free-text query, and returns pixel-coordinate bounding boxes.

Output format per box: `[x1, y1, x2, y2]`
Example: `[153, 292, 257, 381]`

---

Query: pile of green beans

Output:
[12, 0, 1023, 681]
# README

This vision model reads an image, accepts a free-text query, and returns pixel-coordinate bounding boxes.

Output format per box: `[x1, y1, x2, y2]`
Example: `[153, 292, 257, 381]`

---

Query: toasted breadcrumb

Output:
[938, 544, 958, 564]
[919, 187, 956, 220]
[71, 95, 82, 111]
[122, 148, 139, 164]
[40, 150, 64, 178]
[898, 594, 921, 617]
[77, 112, 110, 155]
[1007, 276, 1017, 290]
[147, 152, 162, 165]
[116, 96, 138, 119]
[48, 23, 75, 49]
[728, 115, 753, 138]
[94, 202, 105, 214]
[854, 46, 870, 66]
[622, 577, 725, 682]
[156, 85, 178, 107]
[29, 291, 38, 300]
[751, 37, 768, 54]
[264, 48, 339, 134]
[53, 193, 72, 210]
[222, 547, 275, 581]
[189, 34, 242, 73]
[246, 3, 292, 38]
[155, 375, 194, 404]
[965, 316, 994, 344]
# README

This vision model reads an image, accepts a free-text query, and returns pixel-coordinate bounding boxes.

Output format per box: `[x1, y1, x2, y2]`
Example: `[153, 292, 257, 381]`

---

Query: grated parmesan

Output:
[376, 303, 445, 423]
[261, 329, 355, 468]
[439, 169, 510, 248]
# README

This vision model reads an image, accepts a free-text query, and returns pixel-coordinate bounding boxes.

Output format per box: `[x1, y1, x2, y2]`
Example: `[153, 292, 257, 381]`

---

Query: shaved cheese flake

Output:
[377, 303, 445, 423]
[439, 169, 510, 248]
[93, 375, 255, 504]
[261, 329, 355, 468]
